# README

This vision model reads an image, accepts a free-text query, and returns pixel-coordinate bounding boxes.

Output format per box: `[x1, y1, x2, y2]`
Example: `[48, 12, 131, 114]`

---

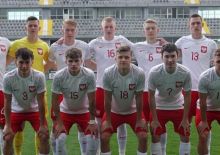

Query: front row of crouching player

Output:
[2, 44, 220, 155]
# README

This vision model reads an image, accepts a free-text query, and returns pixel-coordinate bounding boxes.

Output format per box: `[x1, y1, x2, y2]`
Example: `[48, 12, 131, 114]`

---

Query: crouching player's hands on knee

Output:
[38, 125, 49, 139]
[3, 125, 14, 141]
[86, 120, 98, 138]
[198, 121, 209, 138]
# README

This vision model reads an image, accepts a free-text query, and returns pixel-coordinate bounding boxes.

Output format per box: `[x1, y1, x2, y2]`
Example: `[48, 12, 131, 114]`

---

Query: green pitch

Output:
[6, 80, 220, 154]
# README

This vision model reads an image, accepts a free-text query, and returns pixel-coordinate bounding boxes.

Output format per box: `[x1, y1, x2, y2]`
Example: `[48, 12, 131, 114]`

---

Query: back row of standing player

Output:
[0, 13, 219, 155]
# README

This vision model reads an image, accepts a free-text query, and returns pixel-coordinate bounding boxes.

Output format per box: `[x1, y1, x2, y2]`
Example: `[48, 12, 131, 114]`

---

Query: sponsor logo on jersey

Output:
[176, 81, 183, 88]
[156, 47, 162, 53]
[0, 44, 6, 52]
[201, 46, 207, 53]
[37, 48, 43, 55]
[79, 84, 87, 90]
[129, 84, 136, 90]
[115, 42, 121, 49]
[29, 85, 36, 92]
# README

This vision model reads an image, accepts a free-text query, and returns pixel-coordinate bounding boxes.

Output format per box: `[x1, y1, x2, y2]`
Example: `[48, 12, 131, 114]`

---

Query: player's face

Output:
[25, 20, 40, 37]
[16, 57, 33, 77]
[116, 51, 131, 70]
[66, 57, 82, 75]
[162, 51, 178, 73]
[189, 17, 203, 37]
[144, 23, 158, 40]
[214, 53, 220, 71]
[102, 21, 116, 40]
[62, 24, 77, 40]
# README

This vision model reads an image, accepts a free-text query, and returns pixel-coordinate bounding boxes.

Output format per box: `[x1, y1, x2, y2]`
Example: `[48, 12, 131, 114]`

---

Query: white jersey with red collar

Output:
[175, 35, 217, 91]
[89, 35, 133, 88]
[0, 37, 10, 90]
[133, 41, 162, 91]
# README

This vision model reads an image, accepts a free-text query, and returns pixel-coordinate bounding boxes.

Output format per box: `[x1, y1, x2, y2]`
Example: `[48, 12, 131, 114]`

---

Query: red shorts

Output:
[96, 88, 104, 118]
[0, 91, 5, 126]
[195, 108, 220, 131]
[189, 91, 198, 118]
[150, 109, 190, 137]
[53, 112, 90, 135]
[143, 92, 150, 121]
[11, 112, 47, 133]
[51, 94, 63, 120]
[101, 112, 147, 134]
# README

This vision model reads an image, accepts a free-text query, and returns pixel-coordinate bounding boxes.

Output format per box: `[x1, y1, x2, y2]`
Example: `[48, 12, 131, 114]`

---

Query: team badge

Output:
[0, 44, 6, 52]
[115, 42, 121, 49]
[129, 84, 136, 90]
[29, 85, 36, 92]
[37, 48, 43, 55]
[156, 47, 162, 53]
[176, 81, 183, 88]
[79, 84, 87, 90]
[201, 46, 207, 53]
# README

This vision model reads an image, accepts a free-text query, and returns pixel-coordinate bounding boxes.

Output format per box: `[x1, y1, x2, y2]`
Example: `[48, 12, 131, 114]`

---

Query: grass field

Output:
[2, 80, 220, 155]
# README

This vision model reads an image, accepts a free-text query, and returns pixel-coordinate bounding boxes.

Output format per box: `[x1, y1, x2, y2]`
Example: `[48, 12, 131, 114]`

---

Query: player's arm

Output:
[135, 91, 146, 129]
[37, 92, 47, 126]
[84, 59, 97, 71]
[177, 48, 182, 64]
[44, 60, 57, 72]
[182, 90, 191, 122]
[104, 90, 112, 123]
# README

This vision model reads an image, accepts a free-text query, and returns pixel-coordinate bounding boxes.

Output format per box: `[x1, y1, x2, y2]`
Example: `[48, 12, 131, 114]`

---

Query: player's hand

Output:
[38, 125, 49, 139]
[151, 120, 161, 135]
[56, 37, 64, 45]
[101, 121, 113, 132]
[156, 38, 169, 46]
[3, 126, 14, 141]
[54, 121, 66, 138]
[197, 121, 209, 138]
[135, 119, 147, 131]
[86, 123, 98, 138]
[179, 119, 190, 136]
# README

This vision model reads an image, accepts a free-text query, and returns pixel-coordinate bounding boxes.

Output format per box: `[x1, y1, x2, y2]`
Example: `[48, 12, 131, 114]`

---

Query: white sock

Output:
[151, 142, 162, 155]
[0, 128, 3, 155]
[78, 132, 87, 155]
[179, 142, 190, 155]
[96, 117, 102, 155]
[117, 124, 127, 155]
[137, 150, 147, 155]
[86, 134, 98, 155]
[100, 152, 111, 155]
[50, 132, 56, 154]
[160, 133, 167, 155]
[207, 131, 211, 155]
[56, 133, 67, 155]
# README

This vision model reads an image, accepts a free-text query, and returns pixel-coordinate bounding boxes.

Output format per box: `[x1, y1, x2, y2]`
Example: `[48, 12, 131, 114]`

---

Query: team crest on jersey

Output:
[201, 46, 207, 53]
[37, 48, 43, 55]
[156, 47, 162, 53]
[29, 86, 36, 92]
[115, 43, 121, 49]
[79, 84, 87, 90]
[176, 81, 183, 88]
[0, 44, 6, 52]
[129, 84, 136, 90]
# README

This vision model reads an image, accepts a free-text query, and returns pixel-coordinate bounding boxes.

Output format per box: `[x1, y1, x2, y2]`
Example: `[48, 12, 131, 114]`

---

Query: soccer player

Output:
[0, 36, 10, 155]
[52, 47, 98, 155]
[89, 16, 133, 155]
[101, 45, 147, 155]
[3, 48, 49, 155]
[196, 48, 220, 155]
[132, 19, 168, 155]
[7, 16, 50, 155]
[148, 43, 191, 155]
[48, 19, 95, 155]
[175, 13, 218, 154]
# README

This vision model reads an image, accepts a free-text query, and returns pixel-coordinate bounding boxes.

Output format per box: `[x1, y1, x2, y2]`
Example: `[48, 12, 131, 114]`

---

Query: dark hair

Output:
[15, 48, 34, 60]
[116, 45, 132, 54]
[161, 43, 178, 55]
[214, 48, 220, 56]
[189, 13, 203, 22]
[65, 47, 82, 59]
[26, 16, 39, 22]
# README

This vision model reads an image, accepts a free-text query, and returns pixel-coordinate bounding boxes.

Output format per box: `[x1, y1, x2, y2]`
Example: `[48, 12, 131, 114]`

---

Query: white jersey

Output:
[3, 69, 46, 113]
[52, 67, 96, 114]
[89, 35, 133, 88]
[175, 35, 217, 90]
[133, 41, 162, 91]
[103, 64, 145, 115]
[148, 63, 192, 110]
[49, 40, 91, 70]
[197, 67, 220, 111]
[0, 37, 10, 90]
